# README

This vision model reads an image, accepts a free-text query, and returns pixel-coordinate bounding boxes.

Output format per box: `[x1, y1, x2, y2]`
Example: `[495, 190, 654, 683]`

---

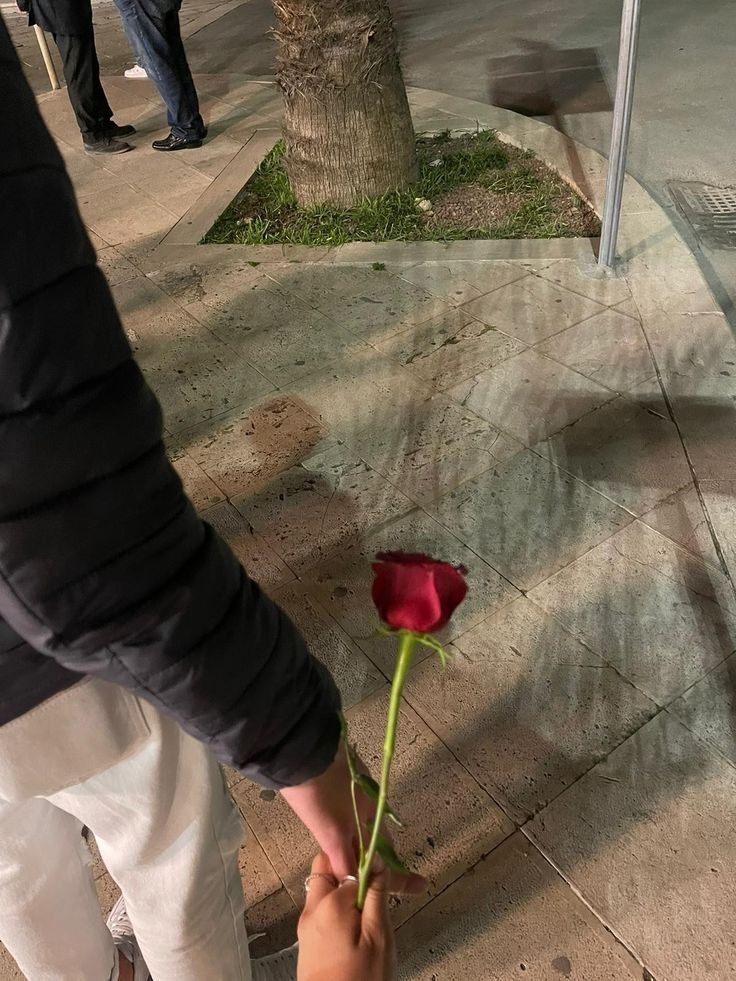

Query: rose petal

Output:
[372, 561, 444, 633]
[431, 562, 469, 629]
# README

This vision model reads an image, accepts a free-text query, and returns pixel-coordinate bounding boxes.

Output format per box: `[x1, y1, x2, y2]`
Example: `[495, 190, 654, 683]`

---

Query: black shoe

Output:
[152, 131, 203, 152]
[104, 121, 137, 138]
[84, 135, 133, 154]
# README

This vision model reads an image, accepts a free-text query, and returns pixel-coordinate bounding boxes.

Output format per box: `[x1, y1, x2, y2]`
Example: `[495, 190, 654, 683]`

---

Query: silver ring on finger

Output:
[304, 872, 337, 892]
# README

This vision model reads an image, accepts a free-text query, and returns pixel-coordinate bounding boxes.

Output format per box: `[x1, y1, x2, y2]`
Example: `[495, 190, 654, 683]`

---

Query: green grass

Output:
[204, 130, 599, 246]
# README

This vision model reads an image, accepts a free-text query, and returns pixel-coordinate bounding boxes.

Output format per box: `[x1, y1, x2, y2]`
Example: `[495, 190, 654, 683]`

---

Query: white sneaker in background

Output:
[106, 896, 151, 981]
[251, 942, 299, 981]
[124, 65, 148, 79]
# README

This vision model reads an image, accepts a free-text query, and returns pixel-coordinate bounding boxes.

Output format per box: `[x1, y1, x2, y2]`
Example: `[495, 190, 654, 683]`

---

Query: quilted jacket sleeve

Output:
[0, 17, 341, 788]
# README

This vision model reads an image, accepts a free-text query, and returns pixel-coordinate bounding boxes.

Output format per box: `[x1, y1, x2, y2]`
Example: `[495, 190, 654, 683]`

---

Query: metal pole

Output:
[598, 0, 642, 267]
[33, 24, 60, 91]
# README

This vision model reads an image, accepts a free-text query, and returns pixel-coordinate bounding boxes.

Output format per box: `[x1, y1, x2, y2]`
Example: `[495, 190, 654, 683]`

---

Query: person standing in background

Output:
[17, 0, 135, 153]
[113, 0, 206, 150]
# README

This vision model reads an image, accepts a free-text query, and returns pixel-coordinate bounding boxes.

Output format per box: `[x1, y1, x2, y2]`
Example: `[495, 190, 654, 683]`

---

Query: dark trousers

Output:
[113, 0, 204, 140]
[54, 29, 113, 141]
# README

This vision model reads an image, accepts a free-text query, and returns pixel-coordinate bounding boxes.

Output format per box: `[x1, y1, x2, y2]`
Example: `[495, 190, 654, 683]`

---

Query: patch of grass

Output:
[204, 130, 599, 246]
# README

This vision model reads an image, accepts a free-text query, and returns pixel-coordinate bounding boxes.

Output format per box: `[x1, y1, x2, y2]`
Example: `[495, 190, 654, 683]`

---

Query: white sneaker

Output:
[124, 65, 148, 79]
[106, 896, 151, 981]
[251, 942, 299, 981]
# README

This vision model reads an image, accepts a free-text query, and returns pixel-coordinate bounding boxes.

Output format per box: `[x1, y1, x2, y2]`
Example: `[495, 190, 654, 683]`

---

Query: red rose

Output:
[371, 552, 468, 633]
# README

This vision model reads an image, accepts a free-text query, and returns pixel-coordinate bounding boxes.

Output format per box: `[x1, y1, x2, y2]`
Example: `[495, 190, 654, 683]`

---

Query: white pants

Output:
[0, 680, 251, 980]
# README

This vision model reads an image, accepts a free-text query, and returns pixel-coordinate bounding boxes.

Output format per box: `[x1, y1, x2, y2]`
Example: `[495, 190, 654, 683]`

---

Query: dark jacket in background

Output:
[0, 15, 341, 789]
[24, 0, 93, 36]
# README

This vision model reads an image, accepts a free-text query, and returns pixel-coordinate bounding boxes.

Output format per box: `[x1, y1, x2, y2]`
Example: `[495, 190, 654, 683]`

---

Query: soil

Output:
[206, 129, 601, 245]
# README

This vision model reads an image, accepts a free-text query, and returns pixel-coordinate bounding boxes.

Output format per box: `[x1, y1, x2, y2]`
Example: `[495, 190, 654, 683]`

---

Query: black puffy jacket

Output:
[0, 16, 340, 789]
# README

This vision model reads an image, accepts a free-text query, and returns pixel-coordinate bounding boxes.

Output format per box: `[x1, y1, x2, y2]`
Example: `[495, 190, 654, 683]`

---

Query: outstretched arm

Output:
[0, 15, 340, 790]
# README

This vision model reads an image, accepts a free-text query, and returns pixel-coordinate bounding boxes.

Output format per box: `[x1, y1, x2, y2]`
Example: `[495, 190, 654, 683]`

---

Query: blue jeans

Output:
[114, 0, 205, 140]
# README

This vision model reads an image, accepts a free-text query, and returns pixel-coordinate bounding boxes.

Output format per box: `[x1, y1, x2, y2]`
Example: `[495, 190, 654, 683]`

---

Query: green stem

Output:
[340, 714, 364, 861]
[356, 630, 416, 909]
[350, 778, 365, 864]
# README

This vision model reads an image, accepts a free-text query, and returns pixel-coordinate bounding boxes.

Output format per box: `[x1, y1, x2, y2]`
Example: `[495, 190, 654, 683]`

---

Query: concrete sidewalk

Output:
[3, 69, 736, 981]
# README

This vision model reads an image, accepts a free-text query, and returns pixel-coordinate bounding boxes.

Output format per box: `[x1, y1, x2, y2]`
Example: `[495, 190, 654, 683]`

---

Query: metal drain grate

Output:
[668, 181, 736, 249]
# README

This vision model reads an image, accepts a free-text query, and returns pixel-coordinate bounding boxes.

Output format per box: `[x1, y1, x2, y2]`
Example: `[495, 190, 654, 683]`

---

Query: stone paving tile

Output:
[461, 274, 605, 345]
[113, 274, 173, 327]
[84, 831, 107, 881]
[194, 77, 281, 113]
[623, 374, 670, 419]
[641, 484, 721, 568]
[38, 93, 88, 144]
[148, 253, 265, 306]
[170, 450, 226, 511]
[0, 946, 22, 980]
[310, 508, 520, 675]
[223, 764, 244, 789]
[86, 228, 109, 251]
[126, 107, 173, 140]
[535, 308, 655, 394]
[187, 133, 244, 180]
[410, 106, 479, 135]
[396, 834, 643, 981]
[450, 349, 616, 447]
[535, 397, 692, 516]
[700, 479, 736, 582]
[67, 160, 127, 199]
[669, 651, 736, 765]
[429, 449, 632, 591]
[97, 247, 140, 288]
[378, 307, 526, 391]
[120, 156, 213, 219]
[201, 501, 295, 591]
[57, 138, 101, 180]
[190, 279, 365, 386]
[115, 279, 275, 432]
[529, 521, 736, 704]
[665, 375, 736, 483]
[196, 94, 260, 130]
[272, 582, 386, 707]
[76, 181, 177, 247]
[267, 265, 454, 343]
[286, 347, 430, 444]
[95, 872, 120, 919]
[531, 258, 632, 306]
[629, 249, 723, 324]
[642, 311, 735, 378]
[226, 113, 283, 143]
[405, 598, 656, 824]
[350, 393, 522, 505]
[232, 443, 416, 576]
[614, 296, 640, 319]
[238, 828, 282, 910]
[396, 260, 526, 304]
[96, 78, 161, 117]
[116, 230, 171, 271]
[233, 690, 513, 926]
[180, 394, 328, 499]
[528, 712, 736, 981]
[245, 888, 299, 958]
[264, 264, 392, 310]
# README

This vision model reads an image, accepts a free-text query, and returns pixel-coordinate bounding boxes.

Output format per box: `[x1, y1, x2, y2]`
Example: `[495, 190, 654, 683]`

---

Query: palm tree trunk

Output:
[273, 0, 418, 208]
